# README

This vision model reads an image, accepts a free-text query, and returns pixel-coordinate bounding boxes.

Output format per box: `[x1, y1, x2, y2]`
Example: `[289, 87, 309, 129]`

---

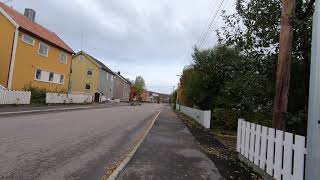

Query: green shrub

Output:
[23, 85, 47, 104]
[212, 108, 272, 131]
[284, 108, 308, 136]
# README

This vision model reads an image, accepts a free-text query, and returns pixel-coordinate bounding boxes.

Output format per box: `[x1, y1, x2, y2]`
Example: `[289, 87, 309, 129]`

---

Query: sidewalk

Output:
[0, 102, 129, 116]
[116, 107, 223, 180]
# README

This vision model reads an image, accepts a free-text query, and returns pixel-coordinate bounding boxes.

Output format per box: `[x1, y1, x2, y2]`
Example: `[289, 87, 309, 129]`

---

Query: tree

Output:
[216, 0, 315, 135]
[133, 76, 146, 96]
[179, 45, 273, 130]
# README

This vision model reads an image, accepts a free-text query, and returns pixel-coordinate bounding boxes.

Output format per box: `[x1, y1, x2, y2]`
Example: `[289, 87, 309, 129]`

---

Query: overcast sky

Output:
[6, 0, 235, 94]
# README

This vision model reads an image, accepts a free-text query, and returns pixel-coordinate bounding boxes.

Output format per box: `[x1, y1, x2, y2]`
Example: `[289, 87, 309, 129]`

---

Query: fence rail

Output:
[177, 104, 211, 128]
[0, 89, 31, 104]
[237, 119, 306, 180]
[0, 84, 6, 90]
[46, 93, 93, 104]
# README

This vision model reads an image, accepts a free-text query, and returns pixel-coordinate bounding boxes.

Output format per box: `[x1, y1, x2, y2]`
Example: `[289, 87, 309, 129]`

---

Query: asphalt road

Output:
[0, 104, 163, 180]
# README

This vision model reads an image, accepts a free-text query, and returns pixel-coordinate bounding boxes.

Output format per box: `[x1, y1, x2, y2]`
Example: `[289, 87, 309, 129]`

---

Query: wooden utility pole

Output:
[272, 0, 296, 130]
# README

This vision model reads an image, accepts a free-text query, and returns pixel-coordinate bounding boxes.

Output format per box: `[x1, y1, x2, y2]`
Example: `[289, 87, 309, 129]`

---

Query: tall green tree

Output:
[215, 0, 315, 135]
[179, 45, 273, 130]
[133, 76, 146, 96]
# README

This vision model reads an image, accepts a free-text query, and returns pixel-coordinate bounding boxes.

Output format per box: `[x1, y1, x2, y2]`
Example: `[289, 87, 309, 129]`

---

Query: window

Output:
[49, 72, 54, 82]
[34, 69, 64, 85]
[87, 70, 93, 76]
[80, 55, 84, 61]
[60, 52, 67, 64]
[60, 75, 64, 84]
[38, 42, 49, 57]
[35, 69, 42, 80]
[22, 35, 35, 45]
[85, 84, 91, 90]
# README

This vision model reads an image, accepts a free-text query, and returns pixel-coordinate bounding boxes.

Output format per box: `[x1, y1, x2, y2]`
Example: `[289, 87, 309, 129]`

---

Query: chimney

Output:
[24, 8, 36, 22]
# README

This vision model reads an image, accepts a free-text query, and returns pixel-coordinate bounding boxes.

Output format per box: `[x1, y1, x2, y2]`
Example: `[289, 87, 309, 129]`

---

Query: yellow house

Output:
[71, 51, 102, 102]
[71, 51, 116, 102]
[0, 3, 74, 91]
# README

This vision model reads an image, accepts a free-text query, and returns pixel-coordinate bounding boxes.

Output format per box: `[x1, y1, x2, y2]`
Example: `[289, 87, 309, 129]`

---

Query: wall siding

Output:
[98, 70, 107, 95]
[70, 54, 100, 95]
[12, 31, 72, 91]
[0, 13, 15, 88]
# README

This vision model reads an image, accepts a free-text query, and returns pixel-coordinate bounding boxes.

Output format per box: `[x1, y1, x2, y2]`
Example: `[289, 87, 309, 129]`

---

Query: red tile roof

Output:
[0, 2, 74, 54]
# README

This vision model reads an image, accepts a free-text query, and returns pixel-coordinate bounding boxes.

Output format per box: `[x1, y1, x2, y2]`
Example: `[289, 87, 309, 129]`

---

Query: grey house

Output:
[113, 72, 131, 102]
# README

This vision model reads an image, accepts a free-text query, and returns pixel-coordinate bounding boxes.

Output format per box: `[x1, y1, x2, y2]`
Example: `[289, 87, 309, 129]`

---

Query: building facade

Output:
[113, 72, 130, 102]
[0, 3, 74, 91]
[140, 89, 149, 102]
[71, 51, 115, 102]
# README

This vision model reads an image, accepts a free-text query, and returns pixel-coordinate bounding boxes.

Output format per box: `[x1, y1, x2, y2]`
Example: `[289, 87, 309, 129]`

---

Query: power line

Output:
[196, 0, 218, 47]
[197, 0, 228, 49]
[198, 0, 226, 48]
[197, 0, 224, 48]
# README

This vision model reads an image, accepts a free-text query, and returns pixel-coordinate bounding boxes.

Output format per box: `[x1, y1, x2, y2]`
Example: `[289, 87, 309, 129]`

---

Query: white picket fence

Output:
[0, 84, 6, 90]
[237, 119, 306, 180]
[177, 105, 211, 128]
[46, 93, 93, 104]
[0, 89, 31, 104]
[176, 104, 180, 110]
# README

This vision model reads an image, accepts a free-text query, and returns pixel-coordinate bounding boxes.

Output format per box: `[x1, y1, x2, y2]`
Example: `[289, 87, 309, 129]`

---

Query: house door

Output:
[94, 92, 100, 102]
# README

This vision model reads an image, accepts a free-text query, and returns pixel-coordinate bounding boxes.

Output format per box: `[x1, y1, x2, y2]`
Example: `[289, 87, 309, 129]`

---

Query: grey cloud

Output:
[8, 0, 235, 93]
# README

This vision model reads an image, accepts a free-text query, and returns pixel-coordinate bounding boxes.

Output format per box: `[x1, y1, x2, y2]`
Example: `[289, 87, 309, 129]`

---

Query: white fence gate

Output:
[0, 89, 31, 104]
[46, 93, 93, 104]
[237, 119, 306, 180]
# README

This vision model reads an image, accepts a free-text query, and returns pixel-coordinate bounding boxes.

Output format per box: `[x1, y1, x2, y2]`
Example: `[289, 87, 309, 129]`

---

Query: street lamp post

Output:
[305, 0, 320, 179]
[176, 75, 181, 108]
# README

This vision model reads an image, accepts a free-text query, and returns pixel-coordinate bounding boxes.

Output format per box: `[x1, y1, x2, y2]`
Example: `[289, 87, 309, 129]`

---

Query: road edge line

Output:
[107, 109, 162, 180]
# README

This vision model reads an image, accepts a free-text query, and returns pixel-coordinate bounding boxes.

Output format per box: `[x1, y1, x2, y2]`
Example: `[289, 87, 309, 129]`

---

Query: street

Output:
[0, 104, 163, 180]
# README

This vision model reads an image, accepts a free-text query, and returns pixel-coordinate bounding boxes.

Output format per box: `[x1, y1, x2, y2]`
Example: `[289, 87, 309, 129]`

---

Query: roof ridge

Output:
[78, 51, 115, 75]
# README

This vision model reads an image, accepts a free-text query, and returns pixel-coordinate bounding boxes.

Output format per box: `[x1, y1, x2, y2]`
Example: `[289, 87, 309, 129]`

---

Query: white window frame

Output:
[48, 72, 54, 82]
[22, 34, 35, 46]
[38, 42, 49, 57]
[34, 68, 65, 85]
[60, 52, 68, 64]
[85, 83, 91, 90]
[59, 74, 65, 84]
[87, 69, 93, 76]
[80, 55, 85, 61]
[35, 69, 42, 80]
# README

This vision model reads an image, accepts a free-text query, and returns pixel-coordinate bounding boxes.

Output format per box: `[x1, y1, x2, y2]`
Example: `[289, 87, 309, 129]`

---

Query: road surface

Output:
[0, 104, 163, 180]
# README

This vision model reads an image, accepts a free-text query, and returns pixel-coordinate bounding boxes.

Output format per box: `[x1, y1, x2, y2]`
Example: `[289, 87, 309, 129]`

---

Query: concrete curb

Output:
[107, 110, 162, 180]
[0, 105, 119, 118]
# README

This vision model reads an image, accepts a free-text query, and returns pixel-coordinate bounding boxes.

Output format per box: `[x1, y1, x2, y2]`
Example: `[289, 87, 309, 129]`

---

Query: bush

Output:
[285, 108, 308, 136]
[23, 85, 47, 104]
[212, 108, 272, 131]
